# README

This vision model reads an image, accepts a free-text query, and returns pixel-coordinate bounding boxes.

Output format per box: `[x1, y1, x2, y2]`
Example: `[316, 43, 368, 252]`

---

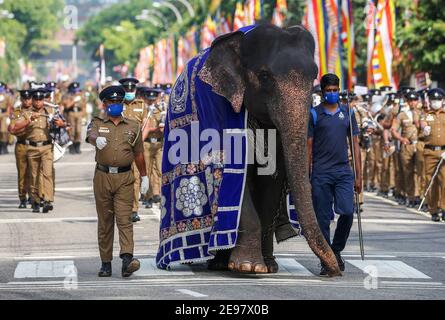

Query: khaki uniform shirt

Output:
[146, 105, 164, 141]
[9, 106, 31, 141]
[392, 109, 420, 143]
[86, 116, 144, 167]
[20, 107, 52, 142]
[422, 110, 445, 146]
[122, 99, 147, 124]
[62, 93, 86, 113]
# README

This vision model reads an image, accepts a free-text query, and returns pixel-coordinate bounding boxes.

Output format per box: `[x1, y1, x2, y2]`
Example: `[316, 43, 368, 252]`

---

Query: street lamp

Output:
[141, 9, 169, 28]
[153, 1, 183, 24]
[135, 14, 162, 28]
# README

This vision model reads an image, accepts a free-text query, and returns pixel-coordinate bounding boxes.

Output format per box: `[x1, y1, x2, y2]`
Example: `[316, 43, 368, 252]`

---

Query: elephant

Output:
[199, 23, 341, 277]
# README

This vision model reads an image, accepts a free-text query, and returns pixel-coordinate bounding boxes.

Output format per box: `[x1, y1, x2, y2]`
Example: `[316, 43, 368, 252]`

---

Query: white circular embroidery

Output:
[161, 195, 167, 219]
[175, 176, 208, 217]
[170, 64, 188, 114]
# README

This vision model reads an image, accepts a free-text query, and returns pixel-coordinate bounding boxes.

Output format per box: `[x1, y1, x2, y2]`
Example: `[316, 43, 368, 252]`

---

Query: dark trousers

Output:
[311, 169, 354, 253]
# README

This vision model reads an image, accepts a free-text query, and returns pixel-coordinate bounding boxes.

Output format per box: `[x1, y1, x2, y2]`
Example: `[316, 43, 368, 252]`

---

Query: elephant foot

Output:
[228, 260, 268, 274]
[263, 257, 279, 274]
[207, 250, 231, 271]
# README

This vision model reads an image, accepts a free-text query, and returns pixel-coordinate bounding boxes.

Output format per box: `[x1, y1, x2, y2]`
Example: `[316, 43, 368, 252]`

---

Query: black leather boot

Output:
[131, 212, 140, 222]
[121, 254, 140, 277]
[0, 142, 4, 155]
[98, 262, 112, 277]
[75, 142, 82, 154]
[42, 201, 52, 213]
[145, 198, 153, 209]
[32, 201, 40, 213]
[18, 200, 27, 209]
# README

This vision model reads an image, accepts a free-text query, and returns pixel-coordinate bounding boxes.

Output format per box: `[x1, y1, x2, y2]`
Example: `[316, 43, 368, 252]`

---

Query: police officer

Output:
[18, 89, 65, 213]
[86, 86, 149, 277]
[0, 82, 13, 155]
[62, 82, 86, 154]
[140, 88, 164, 208]
[308, 74, 362, 276]
[421, 88, 445, 221]
[391, 90, 420, 208]
[119, 78, 148, 223]
[8, 89, 33, 208]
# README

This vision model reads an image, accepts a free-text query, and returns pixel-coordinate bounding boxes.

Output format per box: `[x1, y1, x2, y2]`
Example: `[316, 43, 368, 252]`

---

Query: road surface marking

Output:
[359, 219, 442, 225]
[0, 213, 160, 224]
[14, 260, 76, 279]
[0, 187, 93, 192]
[347, 260, 431, 279]
[134, 258, 195, 276]
[176, 289, 208, 297]
[275, 258, 313, 276]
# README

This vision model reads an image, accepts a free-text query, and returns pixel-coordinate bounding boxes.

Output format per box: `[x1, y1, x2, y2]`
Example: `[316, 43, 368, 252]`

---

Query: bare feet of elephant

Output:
[263, 257, 279, 273]
[228, 244, 268, 274]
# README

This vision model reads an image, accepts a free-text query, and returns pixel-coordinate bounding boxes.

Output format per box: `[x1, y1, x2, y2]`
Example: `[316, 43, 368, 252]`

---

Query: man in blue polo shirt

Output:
[308, 73, 362, 276]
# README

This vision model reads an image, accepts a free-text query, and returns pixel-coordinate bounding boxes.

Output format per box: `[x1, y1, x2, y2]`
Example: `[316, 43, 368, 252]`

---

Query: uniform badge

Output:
[339, 112, 345, 120]
[98, 127, 110, 133]
[426, 115, 435, 122]
[125, 130, 137, 144]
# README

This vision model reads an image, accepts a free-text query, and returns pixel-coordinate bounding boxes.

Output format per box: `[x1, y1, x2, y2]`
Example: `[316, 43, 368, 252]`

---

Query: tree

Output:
[396, 0, 445, 86]
[0, 0, 63, 83]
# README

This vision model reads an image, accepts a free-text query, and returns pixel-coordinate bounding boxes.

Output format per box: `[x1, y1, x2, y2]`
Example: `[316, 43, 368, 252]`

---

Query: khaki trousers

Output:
[424, 148, 445, 213]
[399, 144, 417, 200]
[27, 144, 54, 203]
[131, 162, 140, 212]
[143, 141, 163, 200]
[15, 143, 30, 201]
[67, 112, 83, 143]
[416, 141, 426, 197]
[93, 170, 135, 262]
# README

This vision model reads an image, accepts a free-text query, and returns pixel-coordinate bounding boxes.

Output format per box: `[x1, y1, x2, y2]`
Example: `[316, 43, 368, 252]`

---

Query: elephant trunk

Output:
[272, 75, 341, 277]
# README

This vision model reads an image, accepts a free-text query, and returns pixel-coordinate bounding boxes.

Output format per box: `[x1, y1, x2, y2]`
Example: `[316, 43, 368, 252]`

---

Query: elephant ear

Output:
[199, 32, 245, 113]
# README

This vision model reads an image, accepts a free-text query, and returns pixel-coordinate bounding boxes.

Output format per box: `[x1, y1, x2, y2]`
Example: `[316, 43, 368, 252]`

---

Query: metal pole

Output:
[347, 91, 365, 261]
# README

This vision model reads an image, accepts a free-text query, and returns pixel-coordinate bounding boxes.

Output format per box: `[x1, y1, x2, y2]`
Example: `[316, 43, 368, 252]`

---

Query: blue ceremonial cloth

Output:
[156, 26, 301, 269]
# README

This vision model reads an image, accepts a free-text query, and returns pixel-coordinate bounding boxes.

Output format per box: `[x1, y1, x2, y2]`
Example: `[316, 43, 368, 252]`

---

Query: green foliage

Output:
[0, 0, 63, 83]
[396, 0, 445, 84]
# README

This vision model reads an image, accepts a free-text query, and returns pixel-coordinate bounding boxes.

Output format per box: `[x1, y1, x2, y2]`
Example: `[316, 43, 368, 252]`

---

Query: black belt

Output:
[425, 145, 445, 151]
[144, 137, 163, 143]
[17, 141, 27, 145]
[27, 140, 52, 147]
[66, 107, 81, 113]
[96, 164, 132, 174]
[0, 108, 7, 113]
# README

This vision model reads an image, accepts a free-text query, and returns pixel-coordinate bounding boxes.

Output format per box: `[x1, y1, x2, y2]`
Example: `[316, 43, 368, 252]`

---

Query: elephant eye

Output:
[258, 71, 271, 82]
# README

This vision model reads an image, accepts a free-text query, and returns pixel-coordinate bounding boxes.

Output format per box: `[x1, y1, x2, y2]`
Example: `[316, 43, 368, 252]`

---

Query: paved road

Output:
[1, 143, 445, 300]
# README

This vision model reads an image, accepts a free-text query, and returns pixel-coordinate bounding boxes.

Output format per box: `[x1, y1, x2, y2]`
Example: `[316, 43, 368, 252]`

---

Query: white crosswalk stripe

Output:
[14, 260, 77, 279]
[347, 260, 431, 279]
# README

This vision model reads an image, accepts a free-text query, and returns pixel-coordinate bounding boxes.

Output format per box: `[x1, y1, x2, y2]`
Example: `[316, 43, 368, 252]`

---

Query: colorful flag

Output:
[233, 2, 246, 31]
[245, 0, 256, 25]
[271, 0, 288, 27]
[302, 0, 328, 80]
[254, 0, 263, 21]
[0, 38, 5, 59]
[200, 15, 217, 49]
[366, 0, 377, 87]
[371, 0, 397, 89]
[99, 44, 106, 86]
[341, 0, 356, 90]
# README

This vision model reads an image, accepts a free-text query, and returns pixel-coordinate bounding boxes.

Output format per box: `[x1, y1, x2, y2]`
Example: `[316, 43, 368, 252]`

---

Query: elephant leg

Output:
[228, 169, 268, 274]
[207, 250, 231, 271]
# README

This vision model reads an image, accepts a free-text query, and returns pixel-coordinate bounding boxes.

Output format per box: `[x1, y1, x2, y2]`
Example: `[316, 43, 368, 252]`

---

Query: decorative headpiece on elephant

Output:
[157, 23, 342, 277]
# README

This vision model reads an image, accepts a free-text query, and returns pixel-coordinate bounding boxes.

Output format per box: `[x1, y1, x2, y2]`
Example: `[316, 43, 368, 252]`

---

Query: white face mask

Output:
[431, 100, 443, 110]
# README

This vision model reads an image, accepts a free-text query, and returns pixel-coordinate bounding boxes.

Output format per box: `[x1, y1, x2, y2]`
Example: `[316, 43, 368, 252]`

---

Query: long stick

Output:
[347, 92, 365, 261]
[418, 157, 444, 211]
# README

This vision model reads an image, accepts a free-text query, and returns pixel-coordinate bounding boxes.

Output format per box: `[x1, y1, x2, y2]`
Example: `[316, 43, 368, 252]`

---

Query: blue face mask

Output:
[107, 103, 123, 117]
[324, 92, 339, 105]
[124, 92, 136, 101]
